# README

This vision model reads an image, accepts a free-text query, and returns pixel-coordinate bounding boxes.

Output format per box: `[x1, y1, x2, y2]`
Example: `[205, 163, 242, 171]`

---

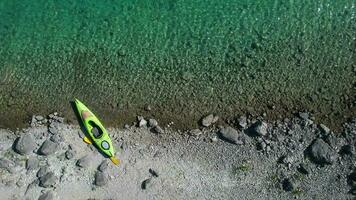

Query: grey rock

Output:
[14, 134, 36, 155]
[308, 139, 336, 165]
[76, 155, 92, 168]
[65, 149, 75, 160]
[50, 134, 62, 143]
[319, 124, 330, 134]
[38, 140, 58, 156]
[219, 127, 241, 144]
[137, 116, 147, 127]
[238, 116, 248, 129]
[26, 157, 39, 171]
[48, 127, 58, 135]
[37, 166, 50, 178]
[94, 171, 108, 186]
[148, 119, 158, 127]
[252, 121, 268, 136]
[0, 158, 15, 172]
[16, 177, 25, 187]
[38, 191, 54, 200]
[189, 129, 202, 137]
[141, 178, 152, 190]
[153, 126, 164, 134]
[201, 114, 219, 127]
[39, 172, 57, 188]
[98, 160, 109, 172]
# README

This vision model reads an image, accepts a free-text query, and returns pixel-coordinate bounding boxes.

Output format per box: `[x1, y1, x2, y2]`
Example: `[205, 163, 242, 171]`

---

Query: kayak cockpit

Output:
[88, 121, 103, 139]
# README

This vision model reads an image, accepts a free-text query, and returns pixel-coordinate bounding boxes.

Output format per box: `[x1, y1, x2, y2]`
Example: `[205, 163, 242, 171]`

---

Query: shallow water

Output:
[0, 0, 355, 129]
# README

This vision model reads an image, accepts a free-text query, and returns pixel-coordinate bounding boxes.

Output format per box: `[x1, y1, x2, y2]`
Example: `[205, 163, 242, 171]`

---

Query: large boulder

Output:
[38, 139, 58, 156]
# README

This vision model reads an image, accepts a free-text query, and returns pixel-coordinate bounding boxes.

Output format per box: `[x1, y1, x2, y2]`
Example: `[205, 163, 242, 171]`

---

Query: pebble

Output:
[308, 139, 336, 165]
[238, 116, 248, 129]
[98, 160, 109, 172]
[37, 166, 50, 178]
[141, 178, 152, 190]
[39, 172, 57, 188]
[0, 158, 16, 173]
[218, 127, 241, 144]
[148, 119, 158, 127]
[38, 191, 54, 200]
[252, 121, 268, 136]
[94, 171, 108, 186]
[26, 157, 39, 171]
[38, 139, 58, 156]
[76, 155, 92, 168]
[14, 134, 36, 155]
[201, 114, 219, 127]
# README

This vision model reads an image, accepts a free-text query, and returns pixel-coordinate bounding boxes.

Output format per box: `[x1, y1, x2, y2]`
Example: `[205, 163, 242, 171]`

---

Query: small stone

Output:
[37, 166, 50, 178]
[26, 157, 39, 171]
[141, 178, 152, 190]
[201, 114, 219, 127]
[14, 134, 36, 155]
[48, 127, 58, 135]
[38, 191, 54, 200]
[153, 126, 164, 134]
[148, 119, 158, 127]
[65, 149, 75, 160]
[94, 171, 108, 186]
[307, 139, 336, 165]
[39, 172, 57, 188]
[282, 178, 294, 192]
[238, 116, 248, 129]
[35, 115, 45, 121]
[0, 158, 15, 172]
[319, 124, 330, 134]
[137, 116, 147, 127]
[218, 127, 241, 144]
[124, 124, 130, 129]
[298, 112, 309, 120]
[210, 136, 218, 143]
[76, 155, 92, 168]
[149, 168, 159, 177]
[38, 140, 58, 156]
[252, 121, 268, 136]
[189, 129, 202, 137]
[98, 160, 109, 172]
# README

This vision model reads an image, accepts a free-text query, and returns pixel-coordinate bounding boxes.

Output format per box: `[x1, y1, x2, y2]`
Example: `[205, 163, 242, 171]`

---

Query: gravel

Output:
[38, 139, 59, 156]
[14, 134, 36, 155]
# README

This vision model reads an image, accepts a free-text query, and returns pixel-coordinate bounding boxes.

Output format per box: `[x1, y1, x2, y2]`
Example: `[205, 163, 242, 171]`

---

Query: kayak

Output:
[74, 98, 119, 165]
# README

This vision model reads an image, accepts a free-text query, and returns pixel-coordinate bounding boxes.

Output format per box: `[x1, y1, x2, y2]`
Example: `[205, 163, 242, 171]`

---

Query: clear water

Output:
[0, 0, 355, 129]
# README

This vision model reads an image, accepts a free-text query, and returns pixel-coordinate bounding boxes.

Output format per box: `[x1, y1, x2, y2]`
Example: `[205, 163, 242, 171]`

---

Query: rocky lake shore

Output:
[0, 112, 355, 200]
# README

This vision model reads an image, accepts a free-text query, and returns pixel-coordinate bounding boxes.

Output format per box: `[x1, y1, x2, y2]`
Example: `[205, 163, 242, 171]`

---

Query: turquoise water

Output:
[0, 0, 355, 129]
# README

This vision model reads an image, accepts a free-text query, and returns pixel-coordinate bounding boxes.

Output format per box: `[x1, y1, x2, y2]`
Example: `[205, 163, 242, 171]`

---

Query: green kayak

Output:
[74, 98, 119, 165]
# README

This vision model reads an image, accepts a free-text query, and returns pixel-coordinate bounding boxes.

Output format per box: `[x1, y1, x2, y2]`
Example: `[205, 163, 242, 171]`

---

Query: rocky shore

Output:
[0, 112, 355, 199]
